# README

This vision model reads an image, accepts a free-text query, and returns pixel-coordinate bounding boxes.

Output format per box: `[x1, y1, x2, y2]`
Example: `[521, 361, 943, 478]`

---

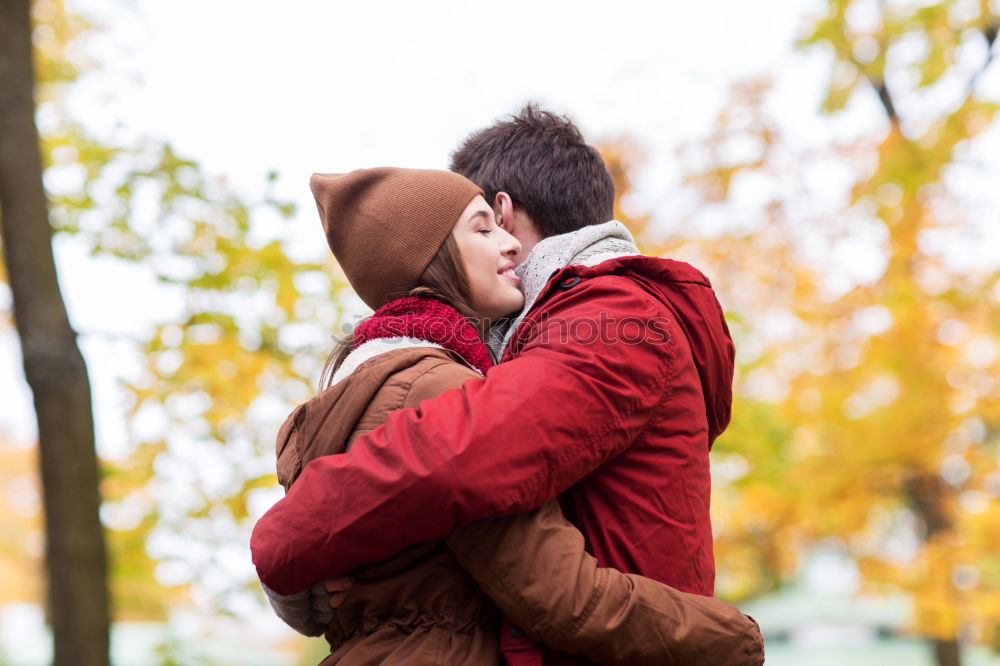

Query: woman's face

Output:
[452, 195, 524, 321]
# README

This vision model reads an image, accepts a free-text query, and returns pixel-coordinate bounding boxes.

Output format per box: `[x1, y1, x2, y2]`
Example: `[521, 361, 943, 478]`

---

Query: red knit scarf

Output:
[353, 297, 494, 375]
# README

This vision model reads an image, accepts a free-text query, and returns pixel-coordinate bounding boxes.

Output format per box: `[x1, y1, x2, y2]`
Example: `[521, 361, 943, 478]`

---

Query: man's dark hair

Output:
[449, 104, 615, 238]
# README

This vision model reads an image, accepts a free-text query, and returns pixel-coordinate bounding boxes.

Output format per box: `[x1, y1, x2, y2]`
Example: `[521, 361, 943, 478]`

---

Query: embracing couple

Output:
[251, 105, 765, 665]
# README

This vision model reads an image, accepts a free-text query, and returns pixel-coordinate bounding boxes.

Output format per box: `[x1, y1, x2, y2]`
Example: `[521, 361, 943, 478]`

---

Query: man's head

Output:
[450, 104, 615, 260]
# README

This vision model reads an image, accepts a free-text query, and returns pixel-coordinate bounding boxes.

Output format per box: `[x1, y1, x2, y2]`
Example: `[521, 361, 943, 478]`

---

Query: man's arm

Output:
[446, 501, 765, 666]
[252, 278, 675, 594]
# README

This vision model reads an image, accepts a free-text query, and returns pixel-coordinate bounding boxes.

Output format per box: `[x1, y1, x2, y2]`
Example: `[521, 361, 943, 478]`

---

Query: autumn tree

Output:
[607, 3, 1000, 666]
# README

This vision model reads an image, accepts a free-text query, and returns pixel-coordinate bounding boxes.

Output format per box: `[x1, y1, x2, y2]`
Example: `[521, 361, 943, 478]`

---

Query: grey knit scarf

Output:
[489, 220, 639, 357]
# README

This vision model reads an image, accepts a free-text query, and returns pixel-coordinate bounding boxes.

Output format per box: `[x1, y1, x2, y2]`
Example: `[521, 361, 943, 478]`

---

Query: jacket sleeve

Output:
[252, 279, 676, 594]
[444, 501, 764, 666]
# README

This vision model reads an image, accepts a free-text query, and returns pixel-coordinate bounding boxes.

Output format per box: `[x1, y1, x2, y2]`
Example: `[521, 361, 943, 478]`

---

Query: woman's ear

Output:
[494, 192, 514, 230]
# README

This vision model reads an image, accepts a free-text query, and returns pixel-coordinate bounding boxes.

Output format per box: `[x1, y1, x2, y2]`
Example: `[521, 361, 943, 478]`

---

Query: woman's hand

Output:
[324, 576, 353, 609]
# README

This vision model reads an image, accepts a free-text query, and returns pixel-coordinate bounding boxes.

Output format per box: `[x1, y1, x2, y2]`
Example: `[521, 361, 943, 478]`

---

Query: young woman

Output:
[265, 167, 761, 665]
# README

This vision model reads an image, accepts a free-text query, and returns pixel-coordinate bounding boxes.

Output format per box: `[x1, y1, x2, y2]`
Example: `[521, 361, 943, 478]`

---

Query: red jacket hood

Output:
[542, 255, 735, 447]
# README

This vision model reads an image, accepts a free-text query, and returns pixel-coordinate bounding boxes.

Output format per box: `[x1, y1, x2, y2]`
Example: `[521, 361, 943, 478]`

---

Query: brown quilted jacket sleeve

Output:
[444, 502, 764, 666]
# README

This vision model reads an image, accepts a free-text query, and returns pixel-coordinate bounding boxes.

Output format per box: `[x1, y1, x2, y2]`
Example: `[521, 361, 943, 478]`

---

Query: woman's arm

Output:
[445, 501, 764, 666]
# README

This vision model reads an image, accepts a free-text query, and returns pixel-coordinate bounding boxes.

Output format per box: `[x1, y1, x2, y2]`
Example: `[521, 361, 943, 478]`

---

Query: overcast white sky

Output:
[92, 0, 813, 178]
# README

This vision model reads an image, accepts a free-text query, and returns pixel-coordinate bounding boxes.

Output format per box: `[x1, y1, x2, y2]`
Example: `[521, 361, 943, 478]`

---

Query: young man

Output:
[253, 106, 762, 664]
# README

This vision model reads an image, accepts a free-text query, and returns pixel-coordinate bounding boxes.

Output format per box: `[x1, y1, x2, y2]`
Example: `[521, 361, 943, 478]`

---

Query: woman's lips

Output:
[498, 262, 520, 284]
[500, 268, 521, 284]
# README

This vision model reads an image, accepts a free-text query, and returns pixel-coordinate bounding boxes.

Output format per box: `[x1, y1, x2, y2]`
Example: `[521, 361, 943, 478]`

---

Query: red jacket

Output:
[252, 255, 735, 638]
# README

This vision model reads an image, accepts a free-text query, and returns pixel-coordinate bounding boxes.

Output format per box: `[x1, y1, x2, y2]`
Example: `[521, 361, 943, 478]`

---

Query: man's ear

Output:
[494, 192, 514, 230]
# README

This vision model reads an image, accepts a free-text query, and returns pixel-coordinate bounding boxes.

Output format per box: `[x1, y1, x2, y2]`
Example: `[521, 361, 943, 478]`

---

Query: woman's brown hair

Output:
[318, 233, 487, 391]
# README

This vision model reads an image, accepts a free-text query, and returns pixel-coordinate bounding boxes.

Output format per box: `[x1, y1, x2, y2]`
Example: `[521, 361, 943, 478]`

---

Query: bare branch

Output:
[967, 22, 998, 95]
[870, 76, 899, 124]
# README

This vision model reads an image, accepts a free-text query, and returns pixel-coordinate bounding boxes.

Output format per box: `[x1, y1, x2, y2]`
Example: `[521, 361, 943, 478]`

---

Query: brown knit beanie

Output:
[310, 167, 483, 310]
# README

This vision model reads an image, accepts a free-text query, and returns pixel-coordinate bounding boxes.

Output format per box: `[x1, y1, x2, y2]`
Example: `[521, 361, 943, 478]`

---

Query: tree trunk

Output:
[0, 1, 110, 665]
[934, 638, 962, 666]
[905, 475, 964, 666]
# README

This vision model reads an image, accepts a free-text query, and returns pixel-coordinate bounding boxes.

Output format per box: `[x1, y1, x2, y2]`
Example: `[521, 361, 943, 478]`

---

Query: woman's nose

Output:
[501, 230, 521, 257]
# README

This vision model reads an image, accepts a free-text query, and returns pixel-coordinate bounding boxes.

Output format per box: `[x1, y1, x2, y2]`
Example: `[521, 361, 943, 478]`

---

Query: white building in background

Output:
[744, 549, 1000, 666]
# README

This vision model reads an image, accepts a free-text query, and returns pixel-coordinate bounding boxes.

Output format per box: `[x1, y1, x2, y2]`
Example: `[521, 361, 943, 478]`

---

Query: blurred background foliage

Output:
[1, 0, 999, 665]
[655, 5, 1000, 662]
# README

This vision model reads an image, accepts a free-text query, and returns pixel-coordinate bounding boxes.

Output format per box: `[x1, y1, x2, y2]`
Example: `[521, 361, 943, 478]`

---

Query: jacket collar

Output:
[276, 346, 463, 487]
[331, 337, 446, 386]
[505, 255, 735, 448]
